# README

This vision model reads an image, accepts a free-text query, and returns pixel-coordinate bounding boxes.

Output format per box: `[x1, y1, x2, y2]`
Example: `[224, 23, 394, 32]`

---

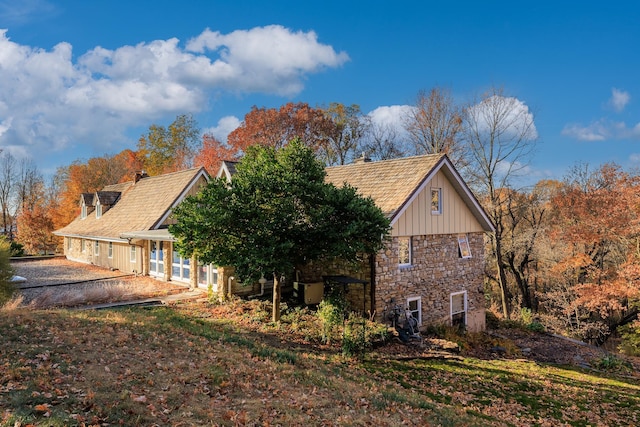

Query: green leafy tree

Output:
[170, 139, 390, 321]
[0, 237, 15, 305]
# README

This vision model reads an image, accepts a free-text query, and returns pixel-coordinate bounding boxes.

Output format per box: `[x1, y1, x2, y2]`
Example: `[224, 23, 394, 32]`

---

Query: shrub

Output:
[9, 241, 24, 257]
[619, 320, 640, 357]
[317, 289, 347, 344]
[0, 237, 16, 305]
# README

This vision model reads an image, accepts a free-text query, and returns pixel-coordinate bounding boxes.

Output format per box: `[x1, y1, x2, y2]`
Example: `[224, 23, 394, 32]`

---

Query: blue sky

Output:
[0, 0, 639, 184]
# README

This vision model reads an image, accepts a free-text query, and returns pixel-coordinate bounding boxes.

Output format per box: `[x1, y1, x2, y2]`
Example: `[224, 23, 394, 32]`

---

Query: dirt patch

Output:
[9, 257, 189, 308]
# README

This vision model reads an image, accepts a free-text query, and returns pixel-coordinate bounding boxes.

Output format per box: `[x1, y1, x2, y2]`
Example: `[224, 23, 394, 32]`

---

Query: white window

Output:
[96, 202, 102, 218]
[451, 291, 467, 327]
[130, 246, 136, 262]
[407, 296, 422, 325]
[81, 239, 86, 253]
[81, 204, 87, 219]
[149, 241, 164, 276]
[108, 242, 113, 259]
[94, 240, 99, 256]
[197, 263, 218, 290]
[431, 188, 442, 214]
[398, 236, 412, 266]
[458, 234, 472, 259]
[172, 250, 190, 282]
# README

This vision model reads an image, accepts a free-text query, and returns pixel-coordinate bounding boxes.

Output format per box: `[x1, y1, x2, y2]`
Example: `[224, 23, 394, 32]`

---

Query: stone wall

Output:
[374, 232, 486, 332]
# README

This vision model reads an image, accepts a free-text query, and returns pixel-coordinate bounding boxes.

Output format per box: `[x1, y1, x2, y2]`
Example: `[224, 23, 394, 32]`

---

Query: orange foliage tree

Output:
[545, 163, 640, 342]
[227, 102, 334, 155]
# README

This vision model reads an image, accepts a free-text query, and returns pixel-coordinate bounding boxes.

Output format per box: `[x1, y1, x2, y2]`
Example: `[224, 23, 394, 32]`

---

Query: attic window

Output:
[96, 202, 102, 218]
[431, 188, 442, 214]
[81, 204, 87, 219]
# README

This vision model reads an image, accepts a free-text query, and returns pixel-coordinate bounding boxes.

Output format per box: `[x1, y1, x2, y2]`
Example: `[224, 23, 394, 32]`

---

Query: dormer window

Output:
[81, 204, 87, 219]
[96, 201, 102, 218]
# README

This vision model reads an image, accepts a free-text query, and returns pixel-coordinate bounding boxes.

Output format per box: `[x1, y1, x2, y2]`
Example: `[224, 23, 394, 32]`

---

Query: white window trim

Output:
[96, 202, 102, 218]
[81, 204, 87, 219]
[172, 251, 191, 283]
[450, 291, 468, 325]
[108, 242, 113, 259]
[94, 240, 99, 256]
[130, 246, 136, 263]
[458, 234, 472, 259]
[406, 296, 422, 325]
[398, 236, 412, 267]
[149, 241, 165, 277]
[431, 187, 442, 215]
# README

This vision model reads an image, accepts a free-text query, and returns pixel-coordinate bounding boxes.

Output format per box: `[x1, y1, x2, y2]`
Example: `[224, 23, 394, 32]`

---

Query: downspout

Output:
[227, 276, 235, 297]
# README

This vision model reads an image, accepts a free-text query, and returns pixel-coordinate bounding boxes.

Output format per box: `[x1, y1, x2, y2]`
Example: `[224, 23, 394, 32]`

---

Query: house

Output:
[301, 154, 494, 332]
[53, 168, 222, 290]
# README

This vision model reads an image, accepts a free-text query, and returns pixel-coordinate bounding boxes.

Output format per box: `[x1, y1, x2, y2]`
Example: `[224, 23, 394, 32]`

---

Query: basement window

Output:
[407, 296, 422, 325]
[451, 291, 467, 327]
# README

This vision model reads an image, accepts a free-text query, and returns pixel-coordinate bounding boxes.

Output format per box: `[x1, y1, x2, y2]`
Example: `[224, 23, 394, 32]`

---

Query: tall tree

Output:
[404, 87, 465, 165]
[227, 102, 333, 155]
[170, 139, 390, 322]
[462, 87, 538, 318]
[320, 103, 371, 165]
[138, 114, 200, 175]
[0, 152, 17, 240]
[362, 121, 405, 161]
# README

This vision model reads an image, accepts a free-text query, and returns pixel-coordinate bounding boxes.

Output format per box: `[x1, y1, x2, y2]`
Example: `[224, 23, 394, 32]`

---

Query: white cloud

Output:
[561, 119, 640, 141]
[368, 105, 412, 131]
[0, 26, 348, 165]
[203, 116, 241, 143]
[609, 88, 630, 112]
[186, 25, 349, 96]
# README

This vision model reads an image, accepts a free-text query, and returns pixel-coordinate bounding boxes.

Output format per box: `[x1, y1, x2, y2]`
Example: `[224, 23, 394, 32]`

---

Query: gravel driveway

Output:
[9, 257, 188, 308]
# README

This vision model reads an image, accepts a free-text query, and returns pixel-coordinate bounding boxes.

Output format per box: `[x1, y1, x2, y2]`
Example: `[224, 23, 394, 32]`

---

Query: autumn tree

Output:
[404, 87, 465, 165]
[170, 139, 390, 322]
[227, 103, 333, 156]
[320, 103, 371, 165]
[544, 163, 640, 343]
[138, 114, 200, 175]
[194, 134, 237, 175]
[462, 87, 538, 318]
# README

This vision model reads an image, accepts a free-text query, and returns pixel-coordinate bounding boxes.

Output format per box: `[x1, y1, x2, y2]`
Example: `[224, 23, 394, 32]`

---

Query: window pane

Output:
[173, 266, 180, 277]
[431, 188, 442, 214]
[451, 293, 465, 314]
[198, 265, 208, 285]
[458, 234, 472, 258]
[398, 237, 411, 265]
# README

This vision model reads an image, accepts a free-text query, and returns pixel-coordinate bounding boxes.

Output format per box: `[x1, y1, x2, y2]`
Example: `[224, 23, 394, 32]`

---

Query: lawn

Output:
[1, 299, 638, 426]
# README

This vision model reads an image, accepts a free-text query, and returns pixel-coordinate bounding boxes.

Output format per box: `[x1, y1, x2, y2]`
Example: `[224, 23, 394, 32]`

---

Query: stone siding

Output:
[375, 232, 486, 331]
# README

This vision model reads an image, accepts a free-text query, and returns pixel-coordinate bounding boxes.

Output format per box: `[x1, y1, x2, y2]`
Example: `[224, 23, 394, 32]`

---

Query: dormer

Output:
[80, 193, 95, 219]
[94, 191, 121, 218]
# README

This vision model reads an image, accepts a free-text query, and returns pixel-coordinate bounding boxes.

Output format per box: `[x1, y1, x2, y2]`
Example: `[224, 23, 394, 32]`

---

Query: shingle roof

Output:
[54, 167, 209, 240]
[325, 154, 445, 219]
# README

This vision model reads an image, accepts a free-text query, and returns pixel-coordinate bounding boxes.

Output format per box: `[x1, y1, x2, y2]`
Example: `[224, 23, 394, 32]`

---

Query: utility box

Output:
[293, 282, 324, 305]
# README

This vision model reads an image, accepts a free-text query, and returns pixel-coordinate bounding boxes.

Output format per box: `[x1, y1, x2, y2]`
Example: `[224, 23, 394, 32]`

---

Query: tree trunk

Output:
[494, 238, 511, 319]
[272, 273, 281, 322]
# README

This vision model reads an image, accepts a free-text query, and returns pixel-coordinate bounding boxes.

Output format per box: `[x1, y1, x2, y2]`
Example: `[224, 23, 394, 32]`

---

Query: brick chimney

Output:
[134, 170, 149, 183]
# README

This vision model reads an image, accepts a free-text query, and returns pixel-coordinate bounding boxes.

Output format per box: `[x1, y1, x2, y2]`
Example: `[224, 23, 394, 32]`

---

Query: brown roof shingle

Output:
[55, 167, 208, 240]
[325, 154, 444, 219]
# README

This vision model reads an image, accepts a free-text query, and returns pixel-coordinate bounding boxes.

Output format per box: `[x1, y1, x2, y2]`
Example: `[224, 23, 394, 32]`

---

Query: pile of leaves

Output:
[1, 299, 639, 426]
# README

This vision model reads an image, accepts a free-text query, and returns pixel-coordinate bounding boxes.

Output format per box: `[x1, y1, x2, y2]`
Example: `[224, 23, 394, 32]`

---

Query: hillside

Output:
[1, 299, 639, 426]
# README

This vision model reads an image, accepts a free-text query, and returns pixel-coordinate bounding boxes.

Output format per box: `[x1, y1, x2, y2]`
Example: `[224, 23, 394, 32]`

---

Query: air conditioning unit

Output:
[293, 282, 324, 305]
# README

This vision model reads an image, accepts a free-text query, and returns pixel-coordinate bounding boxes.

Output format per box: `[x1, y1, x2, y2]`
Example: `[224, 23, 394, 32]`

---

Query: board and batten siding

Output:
[392, 170, 484, 237]
[65, 237, 143, 275]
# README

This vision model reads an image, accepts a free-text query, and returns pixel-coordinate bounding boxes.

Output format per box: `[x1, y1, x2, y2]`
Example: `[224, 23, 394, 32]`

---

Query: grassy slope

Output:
[1, 301, 639, 427]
